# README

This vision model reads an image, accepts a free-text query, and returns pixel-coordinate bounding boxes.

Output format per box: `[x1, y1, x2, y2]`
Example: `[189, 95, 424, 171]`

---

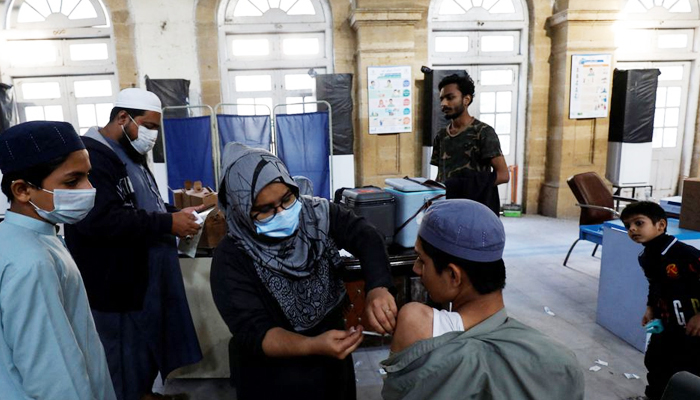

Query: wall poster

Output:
[569, 54, 612, 119]
[368, 66, 412, 134]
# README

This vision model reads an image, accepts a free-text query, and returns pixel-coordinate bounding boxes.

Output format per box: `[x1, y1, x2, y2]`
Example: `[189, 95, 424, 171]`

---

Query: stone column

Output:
[195, 0, 222, 109]
[522, 0, 554, 214]
[104, 0, 138, 89]
[349, 7, 424, 187]
[541, 3, 621, 218]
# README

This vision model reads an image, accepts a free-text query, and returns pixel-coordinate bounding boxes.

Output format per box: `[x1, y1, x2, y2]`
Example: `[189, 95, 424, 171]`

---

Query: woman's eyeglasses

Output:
[251, 191, 297, 222]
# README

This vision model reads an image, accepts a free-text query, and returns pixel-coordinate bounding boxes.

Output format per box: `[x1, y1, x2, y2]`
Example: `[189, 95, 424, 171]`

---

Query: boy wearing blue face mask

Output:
[0, 121, 116, 399]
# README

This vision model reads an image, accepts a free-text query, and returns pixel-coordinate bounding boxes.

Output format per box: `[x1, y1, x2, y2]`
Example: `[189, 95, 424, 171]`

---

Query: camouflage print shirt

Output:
[430, 119, 503, 182]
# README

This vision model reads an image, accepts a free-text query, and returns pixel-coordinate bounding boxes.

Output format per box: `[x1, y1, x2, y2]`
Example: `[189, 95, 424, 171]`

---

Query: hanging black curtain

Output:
[145, 76, 190, 162]
[608, 69, 659, 143]
[315, 73, 353, 155]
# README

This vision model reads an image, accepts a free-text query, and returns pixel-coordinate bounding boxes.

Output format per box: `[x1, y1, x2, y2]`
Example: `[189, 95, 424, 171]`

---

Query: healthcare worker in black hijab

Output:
[211, 143, 396, 400]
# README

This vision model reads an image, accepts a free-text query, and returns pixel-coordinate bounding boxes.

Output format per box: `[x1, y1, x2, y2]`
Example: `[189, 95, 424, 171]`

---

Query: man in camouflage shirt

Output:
[430, 73, 510, 214]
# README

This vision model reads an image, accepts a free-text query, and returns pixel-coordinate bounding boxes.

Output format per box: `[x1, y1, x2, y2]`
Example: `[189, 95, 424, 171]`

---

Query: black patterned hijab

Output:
[219, 143, 345, 331]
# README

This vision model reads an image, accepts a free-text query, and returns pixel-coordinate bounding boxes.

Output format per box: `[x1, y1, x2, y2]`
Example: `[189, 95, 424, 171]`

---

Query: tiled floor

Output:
[156, 214, 650, 399]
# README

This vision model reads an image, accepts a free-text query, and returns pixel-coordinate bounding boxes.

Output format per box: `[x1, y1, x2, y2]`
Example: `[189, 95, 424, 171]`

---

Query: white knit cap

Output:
[114, 88, 162, 113]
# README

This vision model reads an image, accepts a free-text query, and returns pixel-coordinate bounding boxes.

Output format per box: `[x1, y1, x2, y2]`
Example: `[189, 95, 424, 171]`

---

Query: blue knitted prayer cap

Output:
[418, 199, 505, 262]
[0, 121, 85, 174]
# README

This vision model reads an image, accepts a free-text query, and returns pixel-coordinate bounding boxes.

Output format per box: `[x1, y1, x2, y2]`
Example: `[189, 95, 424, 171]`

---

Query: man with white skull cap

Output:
[65, 88, 203, 400]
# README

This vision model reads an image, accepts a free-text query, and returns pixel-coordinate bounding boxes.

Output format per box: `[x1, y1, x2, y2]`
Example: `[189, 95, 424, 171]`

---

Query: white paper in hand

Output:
[178, 208, 215, 258]
[192, 210, 205, 225]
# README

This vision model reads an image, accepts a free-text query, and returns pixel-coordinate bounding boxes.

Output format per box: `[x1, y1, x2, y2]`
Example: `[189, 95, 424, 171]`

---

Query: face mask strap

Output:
[23, 180, 55, 195]
[28, 200, 44, 215]
[11, 179, 40, 189]
[121, 121, 134, 143]
[121, 113, 135, 137]
[32, 183, 56, 195]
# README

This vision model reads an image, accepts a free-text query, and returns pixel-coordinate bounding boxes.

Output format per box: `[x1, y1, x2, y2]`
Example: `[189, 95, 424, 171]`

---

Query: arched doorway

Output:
[428, 0, 529, 204]
[616, 0, 700, 198]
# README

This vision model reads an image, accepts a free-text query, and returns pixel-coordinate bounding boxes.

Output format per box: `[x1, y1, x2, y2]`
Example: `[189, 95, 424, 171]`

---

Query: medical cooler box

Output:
[340, 187, 396, 245]
[384, 178, 446, 248]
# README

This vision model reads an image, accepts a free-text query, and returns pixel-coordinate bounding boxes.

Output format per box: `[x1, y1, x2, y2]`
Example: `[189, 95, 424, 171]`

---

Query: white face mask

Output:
[29, 187, 96, 225]
[123, 115, 158, 155]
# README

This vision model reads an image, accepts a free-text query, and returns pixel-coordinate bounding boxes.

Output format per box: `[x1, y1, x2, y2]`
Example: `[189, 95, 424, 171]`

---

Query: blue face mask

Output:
[254, 199, 302, 238]
[29, 188, 96, 225]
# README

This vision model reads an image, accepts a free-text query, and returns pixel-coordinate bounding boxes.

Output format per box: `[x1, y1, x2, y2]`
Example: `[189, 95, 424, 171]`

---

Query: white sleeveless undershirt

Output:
[432, 308, 465, 337]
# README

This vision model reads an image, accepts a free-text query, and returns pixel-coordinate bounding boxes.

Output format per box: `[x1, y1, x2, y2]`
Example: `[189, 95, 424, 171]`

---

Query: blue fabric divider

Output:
[163, 116, 215, 203]
[216, 114, 271, 157]
[275, 111, 330, 199]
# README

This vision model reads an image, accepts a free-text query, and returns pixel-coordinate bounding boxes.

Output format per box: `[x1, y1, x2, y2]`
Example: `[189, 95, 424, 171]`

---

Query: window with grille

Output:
[2, 0, 117, 134]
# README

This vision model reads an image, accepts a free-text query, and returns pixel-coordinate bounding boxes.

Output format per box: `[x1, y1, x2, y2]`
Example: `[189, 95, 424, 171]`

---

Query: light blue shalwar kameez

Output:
[0, 211, 116, 400]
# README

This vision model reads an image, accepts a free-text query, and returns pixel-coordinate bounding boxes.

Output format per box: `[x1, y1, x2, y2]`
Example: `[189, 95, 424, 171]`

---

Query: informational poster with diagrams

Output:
[368, 66, 412, 134]
[569, 54, 612, 119]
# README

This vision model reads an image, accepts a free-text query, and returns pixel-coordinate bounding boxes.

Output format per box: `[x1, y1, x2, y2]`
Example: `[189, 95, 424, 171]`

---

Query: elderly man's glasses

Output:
[251, 191, 297, 223]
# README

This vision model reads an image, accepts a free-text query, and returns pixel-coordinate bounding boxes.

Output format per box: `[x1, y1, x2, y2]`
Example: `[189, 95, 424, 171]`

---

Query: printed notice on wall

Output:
[569, 54, 612, 119]
[368, 66, 412, 134]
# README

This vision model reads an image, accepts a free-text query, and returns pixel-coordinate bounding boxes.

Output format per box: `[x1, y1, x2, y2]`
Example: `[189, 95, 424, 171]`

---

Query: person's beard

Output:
[118, 131, 148, 164]
[443, 103, 465, 120]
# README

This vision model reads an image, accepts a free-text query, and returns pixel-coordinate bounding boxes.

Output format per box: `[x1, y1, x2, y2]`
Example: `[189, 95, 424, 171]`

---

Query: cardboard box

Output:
[680, 178, 700, 231]
[173, 181, 218, 210]
[186, 189, 217, 208]
[170, 182, 219, 214]
[172, 189, 188, 209]
[198, 207, 227, 249]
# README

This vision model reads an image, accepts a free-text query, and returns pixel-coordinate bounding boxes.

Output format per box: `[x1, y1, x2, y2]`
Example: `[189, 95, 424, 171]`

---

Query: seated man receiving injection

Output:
[381, 199, 584, 400]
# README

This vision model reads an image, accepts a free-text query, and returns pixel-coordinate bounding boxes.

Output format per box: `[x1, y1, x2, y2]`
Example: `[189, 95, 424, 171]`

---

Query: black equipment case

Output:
[339, 187, 396, 245]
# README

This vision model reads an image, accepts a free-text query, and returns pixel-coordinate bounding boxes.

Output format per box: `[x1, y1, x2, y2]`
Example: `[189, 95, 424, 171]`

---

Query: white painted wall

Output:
[131, 0, 201, 104]
[130, 0, 203, 202]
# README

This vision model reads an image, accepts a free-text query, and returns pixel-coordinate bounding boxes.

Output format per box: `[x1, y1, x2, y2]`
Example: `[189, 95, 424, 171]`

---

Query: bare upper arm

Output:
[491, 155, 510, 185]
[390, 302, 434, 353]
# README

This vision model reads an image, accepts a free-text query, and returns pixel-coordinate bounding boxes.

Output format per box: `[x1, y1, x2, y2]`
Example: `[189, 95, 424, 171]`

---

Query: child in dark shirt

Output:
[621, 201, 700, 400]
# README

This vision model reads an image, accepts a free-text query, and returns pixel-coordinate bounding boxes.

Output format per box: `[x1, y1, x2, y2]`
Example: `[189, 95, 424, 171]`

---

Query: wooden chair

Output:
[564, 172, 635, 266]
